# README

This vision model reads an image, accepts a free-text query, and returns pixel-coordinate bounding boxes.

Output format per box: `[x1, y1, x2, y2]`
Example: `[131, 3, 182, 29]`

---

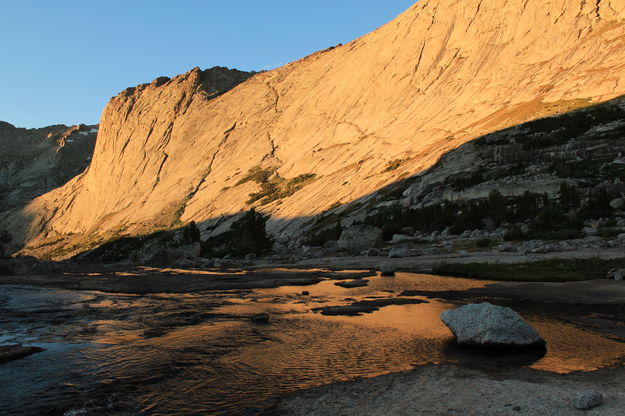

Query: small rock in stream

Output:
[572, 392, 603, 410]
[334, 279, 369, 288]
[0, 345, 45, 364]
[314, 297, 427, 316]
[380, 263, 396, 276]
[251, 313, 270, 324]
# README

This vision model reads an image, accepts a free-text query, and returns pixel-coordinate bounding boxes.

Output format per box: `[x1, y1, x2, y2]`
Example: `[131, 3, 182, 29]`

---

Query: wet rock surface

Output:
[0, 345, 44, 364]
[273, 364, 625, 416]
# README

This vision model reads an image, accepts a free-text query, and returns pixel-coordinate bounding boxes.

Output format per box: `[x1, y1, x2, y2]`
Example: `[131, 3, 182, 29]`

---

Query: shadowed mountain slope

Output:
[4, 0, 625, 258]
[0, 122, 97, 212]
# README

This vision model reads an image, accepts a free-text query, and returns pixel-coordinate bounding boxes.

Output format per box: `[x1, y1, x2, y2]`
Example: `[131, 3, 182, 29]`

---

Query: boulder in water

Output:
[380, 263, 396, 276]
[440, 302, 544, 348]
[251, 313, 270, 324]
[335, 279, 369, 288]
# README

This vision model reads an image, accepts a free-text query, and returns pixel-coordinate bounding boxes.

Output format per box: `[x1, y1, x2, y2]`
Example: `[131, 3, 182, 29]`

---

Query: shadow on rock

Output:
[443, 340, 547, 371]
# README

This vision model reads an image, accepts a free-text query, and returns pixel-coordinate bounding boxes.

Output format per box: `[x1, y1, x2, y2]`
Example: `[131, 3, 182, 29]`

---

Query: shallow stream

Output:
[1, 271, 624, 415]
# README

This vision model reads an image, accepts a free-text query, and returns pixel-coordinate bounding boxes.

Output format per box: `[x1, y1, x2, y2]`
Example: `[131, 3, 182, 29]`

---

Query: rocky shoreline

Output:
[2, 247, 625, 298]
[270, 363, 625, 415]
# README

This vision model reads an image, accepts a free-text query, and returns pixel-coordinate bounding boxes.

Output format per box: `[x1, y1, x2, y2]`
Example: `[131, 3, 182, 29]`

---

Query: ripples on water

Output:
[0, 272, 624, 415]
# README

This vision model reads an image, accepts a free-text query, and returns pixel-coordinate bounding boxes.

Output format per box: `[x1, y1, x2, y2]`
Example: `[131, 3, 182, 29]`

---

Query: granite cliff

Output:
[4, 0, 625, 259]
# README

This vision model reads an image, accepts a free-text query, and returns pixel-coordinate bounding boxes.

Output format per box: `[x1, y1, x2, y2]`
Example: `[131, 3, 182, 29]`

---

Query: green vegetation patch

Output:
[78, 222, 201, 263]
[520, 101, 625, 150]
[551, 158, 625, 184]
[474, 97, 625, 150]
[201, 209, 272, 257]
[446, 171, 486, 191]
[376, 180, 411, 201]
[0, 230, 12, 259]
[82, 231, 172, 263]
[433, 258, 625, 282]
[247, 172, 317, 205]
[236, 166, 277, 186]
[384, 159, 406, 172]
[474, 238, 493, 248]
[234, 165, 318, 205]
[363, 184, 615, 241]
[304, 223, 343, 247]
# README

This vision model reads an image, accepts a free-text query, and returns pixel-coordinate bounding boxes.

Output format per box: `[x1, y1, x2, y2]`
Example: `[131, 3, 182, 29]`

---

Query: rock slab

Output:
[338, 225, 382, 252]
[440, 302, 544, 347]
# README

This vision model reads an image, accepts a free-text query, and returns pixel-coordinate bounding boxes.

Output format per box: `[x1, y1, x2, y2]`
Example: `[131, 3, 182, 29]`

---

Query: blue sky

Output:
[0, 0, 415, 128]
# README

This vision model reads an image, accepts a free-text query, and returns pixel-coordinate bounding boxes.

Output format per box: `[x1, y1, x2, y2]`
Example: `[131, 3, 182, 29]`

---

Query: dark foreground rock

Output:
[313, 297, 427, 316]
[334, 279, 369, 288]
[379, 263, 396, 276]
[0, 345, 44, 364]
[0, 262, 11, 276]
[441, 302, 545, 348]
[573, 392, 604, 410]
[251, 313, 270, 324]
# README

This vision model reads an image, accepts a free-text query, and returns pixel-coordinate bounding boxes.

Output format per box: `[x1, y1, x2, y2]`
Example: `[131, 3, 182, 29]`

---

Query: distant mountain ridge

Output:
[0, 121, 97, 213]
[3, 0, 625, 259]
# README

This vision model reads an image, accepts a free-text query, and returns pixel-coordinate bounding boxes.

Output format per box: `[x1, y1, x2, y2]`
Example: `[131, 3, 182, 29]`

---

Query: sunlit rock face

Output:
[6, 0, 625, 258]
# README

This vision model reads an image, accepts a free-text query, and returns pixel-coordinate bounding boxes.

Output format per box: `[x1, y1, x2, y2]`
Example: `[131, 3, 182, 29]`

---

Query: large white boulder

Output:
[440, 302, 544, 348]
[337, 225, 382, 252]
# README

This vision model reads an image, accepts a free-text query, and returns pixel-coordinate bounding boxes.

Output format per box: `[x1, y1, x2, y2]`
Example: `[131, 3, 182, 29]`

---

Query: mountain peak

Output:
[5, 0, 625, 258]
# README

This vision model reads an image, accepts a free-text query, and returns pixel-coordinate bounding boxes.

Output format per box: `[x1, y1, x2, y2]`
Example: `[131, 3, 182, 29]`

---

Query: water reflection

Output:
[0, 272, 623, 415]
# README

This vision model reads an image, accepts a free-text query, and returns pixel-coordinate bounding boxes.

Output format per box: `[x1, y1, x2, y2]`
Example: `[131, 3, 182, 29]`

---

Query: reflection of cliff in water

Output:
[0, 272, 624, 415]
